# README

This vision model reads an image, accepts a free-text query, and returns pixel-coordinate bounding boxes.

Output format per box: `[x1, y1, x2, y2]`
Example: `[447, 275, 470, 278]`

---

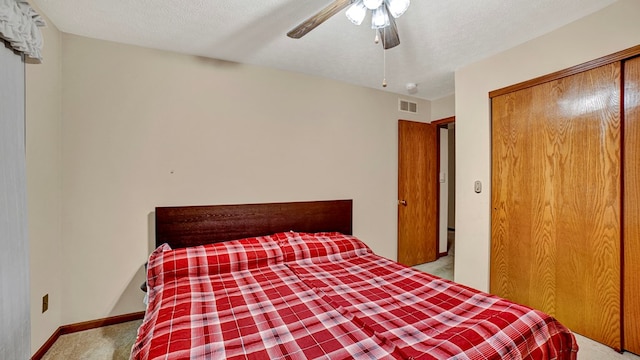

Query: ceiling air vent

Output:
[399, 99, 418, 113]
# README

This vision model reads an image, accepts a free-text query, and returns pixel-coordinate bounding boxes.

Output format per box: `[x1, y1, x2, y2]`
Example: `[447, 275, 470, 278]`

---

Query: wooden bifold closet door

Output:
[624, 56, 640, 355]
[491, 62, 622, 349]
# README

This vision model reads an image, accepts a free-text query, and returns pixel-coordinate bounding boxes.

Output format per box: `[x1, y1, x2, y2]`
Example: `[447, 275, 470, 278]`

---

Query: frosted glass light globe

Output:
[363, 0, 383, 10]
[386, 0, 410, 18]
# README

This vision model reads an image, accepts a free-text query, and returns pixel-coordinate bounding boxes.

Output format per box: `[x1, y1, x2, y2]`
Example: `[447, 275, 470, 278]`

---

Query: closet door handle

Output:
[398, 200, 407, 206]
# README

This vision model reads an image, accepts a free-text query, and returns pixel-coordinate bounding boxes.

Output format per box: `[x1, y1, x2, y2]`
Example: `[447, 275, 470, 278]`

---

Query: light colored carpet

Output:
[41, 320, 142, 360]
[412, 230, 455, 281]
[412, 252, 454, 280]
[575, 334, 640, 360]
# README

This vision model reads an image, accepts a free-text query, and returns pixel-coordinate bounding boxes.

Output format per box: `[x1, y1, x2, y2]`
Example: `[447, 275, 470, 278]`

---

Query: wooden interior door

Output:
[398, 120, 438, 266]
[491, 63, 622, 349]
[624, 56, 640, 355]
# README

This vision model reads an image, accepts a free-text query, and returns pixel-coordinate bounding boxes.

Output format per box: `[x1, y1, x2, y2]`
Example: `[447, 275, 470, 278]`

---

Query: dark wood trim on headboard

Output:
[155, 200, 353, 249]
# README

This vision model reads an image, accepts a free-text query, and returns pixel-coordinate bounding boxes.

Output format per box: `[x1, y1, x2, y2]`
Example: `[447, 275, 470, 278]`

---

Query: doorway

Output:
[397, 120, 438, 266]
[437, 120, 455, 257]
[397, 117, 455, 269]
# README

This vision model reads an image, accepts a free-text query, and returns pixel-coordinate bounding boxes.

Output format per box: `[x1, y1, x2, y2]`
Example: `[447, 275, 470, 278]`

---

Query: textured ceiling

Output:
[32, 0, 617, 100]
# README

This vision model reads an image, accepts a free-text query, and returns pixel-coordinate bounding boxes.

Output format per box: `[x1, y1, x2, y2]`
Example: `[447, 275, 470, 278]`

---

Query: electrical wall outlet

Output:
[42, 294, 48, 313]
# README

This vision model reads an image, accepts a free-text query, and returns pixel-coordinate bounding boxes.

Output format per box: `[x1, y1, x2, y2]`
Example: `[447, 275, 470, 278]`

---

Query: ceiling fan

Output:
[287, 0, 410, 50]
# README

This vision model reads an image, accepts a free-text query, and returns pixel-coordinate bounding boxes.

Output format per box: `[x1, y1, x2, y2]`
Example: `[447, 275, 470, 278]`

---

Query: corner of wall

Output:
[430, 94, 455, 121]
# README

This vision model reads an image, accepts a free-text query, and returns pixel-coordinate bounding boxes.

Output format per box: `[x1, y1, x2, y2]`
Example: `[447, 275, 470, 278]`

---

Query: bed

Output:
[131, 199, 578, 359]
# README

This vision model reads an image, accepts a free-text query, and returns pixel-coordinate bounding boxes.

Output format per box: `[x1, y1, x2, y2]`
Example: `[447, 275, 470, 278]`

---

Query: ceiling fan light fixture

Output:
[363, 0, 383, 10]
[346, 0, 367, 25]
[385, 0, 410, 18]
[371, 5, 390, 29]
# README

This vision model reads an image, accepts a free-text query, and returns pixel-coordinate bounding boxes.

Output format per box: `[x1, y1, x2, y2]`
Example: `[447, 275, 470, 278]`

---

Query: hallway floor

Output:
[412, 230, 454, 280]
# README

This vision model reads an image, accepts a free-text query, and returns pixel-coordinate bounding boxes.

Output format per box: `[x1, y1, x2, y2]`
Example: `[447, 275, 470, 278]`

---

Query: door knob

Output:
[398, 200, 407, 206]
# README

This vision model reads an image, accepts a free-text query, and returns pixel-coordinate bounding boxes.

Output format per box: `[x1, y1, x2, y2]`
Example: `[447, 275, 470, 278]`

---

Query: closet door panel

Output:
[624, 56, 640, 355]
[491, 90, 544, 309]
[553, 64, 622, 349]
[491, 62, 621, 349]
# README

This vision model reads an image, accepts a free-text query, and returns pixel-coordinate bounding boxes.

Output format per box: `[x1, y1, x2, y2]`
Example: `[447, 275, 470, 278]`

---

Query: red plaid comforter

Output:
[131, 233, 578, 360]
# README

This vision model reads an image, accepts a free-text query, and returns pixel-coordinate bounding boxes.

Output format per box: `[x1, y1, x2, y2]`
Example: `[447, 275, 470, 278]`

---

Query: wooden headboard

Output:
[155, 200, 353, 249]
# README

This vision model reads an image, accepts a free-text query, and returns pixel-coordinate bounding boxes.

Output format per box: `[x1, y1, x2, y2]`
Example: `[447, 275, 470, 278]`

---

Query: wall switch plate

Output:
[42, 294, 48, 313]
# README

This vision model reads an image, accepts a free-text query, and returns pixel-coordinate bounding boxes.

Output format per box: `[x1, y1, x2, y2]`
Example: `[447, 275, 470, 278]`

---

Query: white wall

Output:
[454, 0, 640, 291]
[59, 34, 429, 324]
[0, 45, 30, 360]
[26, 9, 63, 354]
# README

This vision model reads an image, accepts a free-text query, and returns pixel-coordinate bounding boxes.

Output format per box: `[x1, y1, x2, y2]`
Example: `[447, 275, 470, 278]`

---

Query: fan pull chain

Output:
[382, 49, 387, 87]
[374, 26, 387, 87]
[382, 28, 387, 87]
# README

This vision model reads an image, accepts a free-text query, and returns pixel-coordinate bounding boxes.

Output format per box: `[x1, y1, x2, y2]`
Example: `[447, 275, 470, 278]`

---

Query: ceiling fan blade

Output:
[287, 0, 353, 39]
[379, 13, 400, 49]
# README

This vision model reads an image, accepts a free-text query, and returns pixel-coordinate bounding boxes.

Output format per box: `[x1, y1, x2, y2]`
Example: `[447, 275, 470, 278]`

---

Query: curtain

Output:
[0, 0, 44, 60]
[0, 41, 30, 360]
